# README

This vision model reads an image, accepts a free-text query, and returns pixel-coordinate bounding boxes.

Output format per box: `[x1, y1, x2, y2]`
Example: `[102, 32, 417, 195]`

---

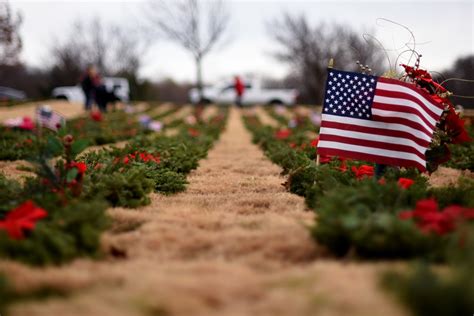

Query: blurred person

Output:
[234, 75, 245, 107]
[80, 65, 100, 111]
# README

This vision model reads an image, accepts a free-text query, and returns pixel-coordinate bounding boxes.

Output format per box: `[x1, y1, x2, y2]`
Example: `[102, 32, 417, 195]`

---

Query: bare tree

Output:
[269, 13, 387, 104]
[143, 0, 230, 101]
[0, 1, 22, 65]
[48, 18, 147, 87]
[441, 55, 474, 108]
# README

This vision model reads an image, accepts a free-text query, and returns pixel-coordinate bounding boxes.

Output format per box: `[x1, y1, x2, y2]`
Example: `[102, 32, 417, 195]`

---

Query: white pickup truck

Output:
[52, 77, 130, 103]
[189, 80, 298, 106]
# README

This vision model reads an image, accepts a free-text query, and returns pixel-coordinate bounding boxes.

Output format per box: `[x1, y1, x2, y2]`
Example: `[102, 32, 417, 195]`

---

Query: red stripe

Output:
[317, 147, 426, 172]
[375, 88, 441, 121]
[319, 134, 426, 159]
[372, 101, 435, 130]
[321, 120, 430, 147]
[372, 115, 432, 137]
[377, 77, 444, 112]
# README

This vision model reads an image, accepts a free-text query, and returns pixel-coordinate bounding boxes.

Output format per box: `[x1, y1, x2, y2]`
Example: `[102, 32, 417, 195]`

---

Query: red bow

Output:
[399, 199, 474, 235]
[0, 201, 48, 240]
[351, 165, 374, 179]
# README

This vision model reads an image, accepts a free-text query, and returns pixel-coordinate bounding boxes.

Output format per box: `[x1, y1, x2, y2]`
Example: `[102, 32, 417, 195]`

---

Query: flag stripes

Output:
[317, 69, 444, 171]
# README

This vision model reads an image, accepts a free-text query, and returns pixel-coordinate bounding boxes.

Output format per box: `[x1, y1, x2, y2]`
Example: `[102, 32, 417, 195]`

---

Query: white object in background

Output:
[288, 118, 298, 128]
[52, 77, 130, 104]
[188, 78, 298, 106]
[310, 111, 322, 126]
[148, 121, 163, 132]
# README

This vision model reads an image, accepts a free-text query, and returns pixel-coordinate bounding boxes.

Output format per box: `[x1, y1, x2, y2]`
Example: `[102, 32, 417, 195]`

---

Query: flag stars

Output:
[324, 70, 377, 119]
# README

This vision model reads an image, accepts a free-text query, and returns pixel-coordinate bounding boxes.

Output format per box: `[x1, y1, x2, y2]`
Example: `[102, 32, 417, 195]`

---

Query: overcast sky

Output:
[10, 0, 474, 84]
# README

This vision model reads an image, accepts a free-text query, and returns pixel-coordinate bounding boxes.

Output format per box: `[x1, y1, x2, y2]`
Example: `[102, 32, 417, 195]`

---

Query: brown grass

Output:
[1, 107, 407, 316]
[0, 160, 34, 181]
[428, 166, 474, 187]
[0, 100, 85, 121]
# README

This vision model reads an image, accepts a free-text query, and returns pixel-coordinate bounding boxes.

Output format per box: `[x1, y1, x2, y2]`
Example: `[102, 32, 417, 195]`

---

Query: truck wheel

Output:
[55, 95, 68, 100]
[199, 98, 212, 105]
[269, 99, 283, 105]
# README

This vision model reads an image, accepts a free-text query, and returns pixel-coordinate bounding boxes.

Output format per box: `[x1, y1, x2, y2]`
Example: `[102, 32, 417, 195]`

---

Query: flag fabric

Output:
[317, 69, 444, 171]
[35, 106, 66, 131]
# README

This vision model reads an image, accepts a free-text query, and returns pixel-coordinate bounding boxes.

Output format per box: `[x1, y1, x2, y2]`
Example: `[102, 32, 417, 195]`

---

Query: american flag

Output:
[317, 69, 444, 171]
[35, 106, 66, 132]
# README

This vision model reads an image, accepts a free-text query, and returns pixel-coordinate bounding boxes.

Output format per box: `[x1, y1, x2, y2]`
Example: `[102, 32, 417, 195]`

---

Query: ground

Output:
[0, 102, 419, 315]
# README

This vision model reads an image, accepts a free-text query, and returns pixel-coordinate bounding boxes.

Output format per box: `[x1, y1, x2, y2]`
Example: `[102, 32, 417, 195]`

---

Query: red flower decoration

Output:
[274, 129, 291, 140]
[19, 117, 35, 130]
[351, 165, 374, 179]
[399, 199, 474, 235]
[188, 128, 200, 137]
[397, 178, 414, 189]
[318, 153, 332, 164]
[115, 151, 161, 165]
[310, 137, 319, 148]
[445, 107, 470, 144]
[337, 159, 348, 172]
[70, 162, 87, 174]
[90, 111, 103, 122]
[0, 201, 48, 240]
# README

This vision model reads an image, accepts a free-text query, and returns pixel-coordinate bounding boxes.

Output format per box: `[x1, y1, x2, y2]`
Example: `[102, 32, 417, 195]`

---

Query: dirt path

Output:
[2, 108, 406, 316]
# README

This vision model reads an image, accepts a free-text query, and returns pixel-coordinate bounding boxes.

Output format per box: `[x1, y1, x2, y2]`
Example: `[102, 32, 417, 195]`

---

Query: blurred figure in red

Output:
[234, 75, 245, 107]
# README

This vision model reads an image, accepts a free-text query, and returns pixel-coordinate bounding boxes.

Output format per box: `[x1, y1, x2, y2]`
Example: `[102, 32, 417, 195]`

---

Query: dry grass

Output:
[0, 100, 85, 121]
[1, 107, 407, 316]
[254, 106, 279, 127]
[428, 166, 474, 187]
[0, 160, 34, 181]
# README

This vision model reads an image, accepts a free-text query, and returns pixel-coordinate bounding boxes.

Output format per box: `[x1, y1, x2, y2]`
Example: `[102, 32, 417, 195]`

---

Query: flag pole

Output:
[35, 104, 42, 140]
[316, 58, 334, 166]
